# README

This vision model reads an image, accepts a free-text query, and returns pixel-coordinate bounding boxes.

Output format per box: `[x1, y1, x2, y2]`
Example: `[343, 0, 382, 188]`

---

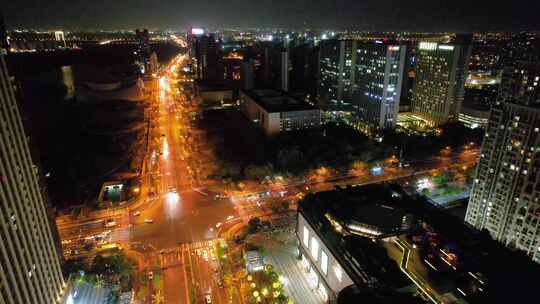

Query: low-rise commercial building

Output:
[458, 106, 489, 129]
[194, 80, 234, 108]
[240, 89, 321, 136]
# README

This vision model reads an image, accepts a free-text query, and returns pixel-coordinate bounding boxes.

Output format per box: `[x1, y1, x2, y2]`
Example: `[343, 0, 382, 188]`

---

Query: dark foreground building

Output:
[0, 48, 65, 302]
[297, 183, 540, 304]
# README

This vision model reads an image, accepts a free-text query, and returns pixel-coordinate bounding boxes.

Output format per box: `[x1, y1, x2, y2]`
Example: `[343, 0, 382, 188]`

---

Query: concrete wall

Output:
[264, 112, 281, 136]
[239, 91, 279, 136]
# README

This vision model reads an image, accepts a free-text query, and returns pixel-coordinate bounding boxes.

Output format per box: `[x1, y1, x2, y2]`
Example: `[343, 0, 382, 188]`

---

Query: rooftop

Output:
[242, 89, 318, 113]
[194, 79, 233, 92]
[298, 182, 540, 304]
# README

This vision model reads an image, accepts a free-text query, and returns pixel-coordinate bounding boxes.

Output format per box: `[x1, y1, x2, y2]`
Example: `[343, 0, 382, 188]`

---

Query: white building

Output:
[239, 89, 321, 136]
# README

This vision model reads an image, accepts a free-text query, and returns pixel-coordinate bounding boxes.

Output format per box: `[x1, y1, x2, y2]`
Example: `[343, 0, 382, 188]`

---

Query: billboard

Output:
[191, 28, 204, 35]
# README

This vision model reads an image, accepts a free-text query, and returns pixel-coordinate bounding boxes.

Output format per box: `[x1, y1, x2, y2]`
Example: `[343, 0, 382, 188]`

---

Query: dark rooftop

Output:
[298, 183, 414, 290]
[298, 182, 540, 304]
[194, 79, 233, 92]
[242, 89, 319, 113]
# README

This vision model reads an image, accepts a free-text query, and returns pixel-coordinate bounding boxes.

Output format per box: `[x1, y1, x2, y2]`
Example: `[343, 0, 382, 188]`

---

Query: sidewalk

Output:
[267, 243, 323, 304]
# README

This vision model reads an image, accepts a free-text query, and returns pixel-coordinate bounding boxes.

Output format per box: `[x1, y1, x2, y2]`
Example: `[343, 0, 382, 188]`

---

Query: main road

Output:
[121, 54, 239, 304]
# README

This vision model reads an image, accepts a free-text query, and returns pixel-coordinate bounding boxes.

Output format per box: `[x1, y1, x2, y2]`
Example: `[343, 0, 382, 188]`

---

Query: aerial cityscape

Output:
[1, 1, 540, 304]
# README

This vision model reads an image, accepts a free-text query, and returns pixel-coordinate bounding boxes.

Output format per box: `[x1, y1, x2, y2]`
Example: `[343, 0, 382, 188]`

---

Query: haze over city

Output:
[3, 1, 540, 31]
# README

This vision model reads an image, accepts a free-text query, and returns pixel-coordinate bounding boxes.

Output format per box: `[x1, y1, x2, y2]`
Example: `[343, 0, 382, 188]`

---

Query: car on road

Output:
[226, 215, 234, 221]
[217, 279, 223, 288]
[196, 249, 201, 256]
[203, 250, 208, 261]
[133, 211, 141, 216]
[148, 271, 153, 280]
[214, 194, 228, 200]
[104, 219, 116, 228]
[215, 222, 222, 228]
[205, 294, 212, 303]
[144, 218, 154, 224]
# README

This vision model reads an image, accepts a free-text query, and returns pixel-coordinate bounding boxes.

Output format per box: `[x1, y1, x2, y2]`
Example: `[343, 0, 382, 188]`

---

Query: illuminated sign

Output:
[191, 28, 204, 35]
[419, 42, 437, 51]
[389, 46, 400, 51]
[438, 45, 454, 51]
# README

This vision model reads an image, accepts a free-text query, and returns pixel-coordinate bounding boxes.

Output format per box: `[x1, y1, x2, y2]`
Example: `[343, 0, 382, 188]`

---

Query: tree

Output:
[244, 164, 273, 181]
[247, 217, 261, 234]
[276, 146, 303, 172]
[432, 172, 450, 188]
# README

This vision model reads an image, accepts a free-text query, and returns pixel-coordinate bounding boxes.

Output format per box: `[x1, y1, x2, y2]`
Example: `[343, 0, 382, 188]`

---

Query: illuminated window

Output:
[303, 226, 309, 247]
[321, 251, 328, 275]
[311, 237, 319, 261]
[333, 265, 343, 282]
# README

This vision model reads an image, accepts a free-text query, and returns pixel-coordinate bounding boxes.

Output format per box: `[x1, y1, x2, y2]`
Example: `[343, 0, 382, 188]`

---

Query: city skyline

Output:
[3, 0, 540, 31]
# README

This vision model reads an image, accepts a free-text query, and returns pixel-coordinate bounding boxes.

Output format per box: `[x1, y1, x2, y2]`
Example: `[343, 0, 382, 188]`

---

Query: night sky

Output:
[4, 0, 540, 31]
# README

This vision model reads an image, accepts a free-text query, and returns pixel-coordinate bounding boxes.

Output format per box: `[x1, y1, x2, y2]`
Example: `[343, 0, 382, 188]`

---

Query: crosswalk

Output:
[160, 248, 183, 269]
[159, 239, 219, 269]
[110, 226, 130, 242]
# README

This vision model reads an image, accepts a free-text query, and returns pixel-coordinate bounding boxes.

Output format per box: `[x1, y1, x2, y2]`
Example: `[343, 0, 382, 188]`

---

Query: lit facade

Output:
[466, 61, 540, 263]
[239, 89, 321, 136]
[296, 184, 420, 303]
[318, 40, 355, 112]
[0, 49, 65, 303]
[352, 43, 406, 133]
[411, 42, 471, 126]
[297, 212, 354, 303]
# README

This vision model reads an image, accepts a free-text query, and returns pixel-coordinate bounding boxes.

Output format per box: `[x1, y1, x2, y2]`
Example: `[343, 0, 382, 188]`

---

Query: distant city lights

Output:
[191, 28, 204, 35]
[370, 166, 383, 175]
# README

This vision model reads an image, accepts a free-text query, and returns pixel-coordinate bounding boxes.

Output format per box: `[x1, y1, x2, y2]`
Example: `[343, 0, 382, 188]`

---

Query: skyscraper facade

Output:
[352, 42, 406, 134]
[318, 39, 355, 112]
[466, 61, 540, 263]
[0, 11, 8, 50]
[411, 41, 471, 126]
[0, 48, 65, 302]
[289, 42, 319, 98]
[192, 34, 223, 81]
[200, 35, 220, 81]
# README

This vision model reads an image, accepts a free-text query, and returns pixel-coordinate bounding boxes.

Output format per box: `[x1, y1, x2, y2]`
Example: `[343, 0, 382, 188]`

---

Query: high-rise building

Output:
[0, 49, 65, 302]
[352, 42, 406, 134]
[279, 49, 289, 92]
[411, 41, 471, 126]
[318, 39, 355, 112]
[240, 59, 254, 90]
[191, 34, 224, 81]
[289, 43, 319, 99]
[135, 28, 152, 75]
[0, 10, 8, 50]
[466, 61, 540, 263]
